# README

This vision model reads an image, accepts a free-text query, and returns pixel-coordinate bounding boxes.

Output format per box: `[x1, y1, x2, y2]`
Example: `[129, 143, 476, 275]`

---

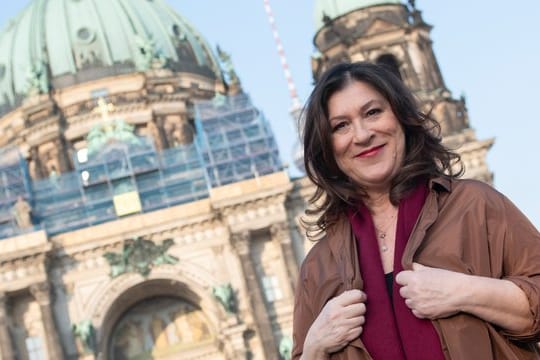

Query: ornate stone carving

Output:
[103, 237, 179, 278]
[230, 231, 250, 255]
[212, 283, 237, 314]
[72, 319, 96, 355]
[270, 222, 290, 244]
[29, 282, 51, 305]
[87, 98, 141, 157]
[279, 336, 293, 360]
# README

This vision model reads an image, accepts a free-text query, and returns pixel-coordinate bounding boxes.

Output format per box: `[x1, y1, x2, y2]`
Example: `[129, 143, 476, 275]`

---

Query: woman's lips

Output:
[356, 144, 385, 158]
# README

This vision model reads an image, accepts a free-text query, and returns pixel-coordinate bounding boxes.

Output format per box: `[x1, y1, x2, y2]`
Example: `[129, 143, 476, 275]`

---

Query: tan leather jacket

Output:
[292, 178, 540, 359]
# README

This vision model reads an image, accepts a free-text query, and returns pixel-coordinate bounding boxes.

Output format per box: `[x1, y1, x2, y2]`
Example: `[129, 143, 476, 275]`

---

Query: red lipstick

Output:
[356, 144, 385, 158]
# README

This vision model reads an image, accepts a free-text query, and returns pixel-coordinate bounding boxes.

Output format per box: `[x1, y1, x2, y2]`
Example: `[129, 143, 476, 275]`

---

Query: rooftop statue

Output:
[11, 196, 32, 229]
[134, 35, 167, 71]
[87, 98, 141, 157]
[216, 45, 239, 87]
[24, 61, 49, 96]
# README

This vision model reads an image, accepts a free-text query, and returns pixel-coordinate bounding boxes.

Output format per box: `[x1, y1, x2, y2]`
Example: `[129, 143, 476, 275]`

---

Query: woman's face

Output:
[328, 80, 405, 193]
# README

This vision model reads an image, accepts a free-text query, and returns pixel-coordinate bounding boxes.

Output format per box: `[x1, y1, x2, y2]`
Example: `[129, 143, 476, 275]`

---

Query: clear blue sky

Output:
[1, 1, 539, 228]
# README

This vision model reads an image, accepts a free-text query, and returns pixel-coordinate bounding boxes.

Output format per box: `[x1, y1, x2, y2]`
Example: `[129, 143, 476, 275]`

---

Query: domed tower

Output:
[0, 0, 230, 179]
[312, 0, 493, 183]
[0, 2, 291, 360]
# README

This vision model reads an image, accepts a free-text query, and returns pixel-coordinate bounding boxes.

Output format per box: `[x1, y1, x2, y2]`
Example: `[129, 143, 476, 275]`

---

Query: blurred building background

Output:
[0, 1, 492, 359]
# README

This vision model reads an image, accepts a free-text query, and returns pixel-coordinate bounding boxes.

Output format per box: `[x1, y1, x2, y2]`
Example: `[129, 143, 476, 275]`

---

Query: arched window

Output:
[376, 54, 402, 80]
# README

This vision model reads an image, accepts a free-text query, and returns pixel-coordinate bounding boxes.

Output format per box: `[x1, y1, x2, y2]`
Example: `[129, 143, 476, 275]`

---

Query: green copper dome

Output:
[0, 0, 221, 115]
[314, 0, 402, 31]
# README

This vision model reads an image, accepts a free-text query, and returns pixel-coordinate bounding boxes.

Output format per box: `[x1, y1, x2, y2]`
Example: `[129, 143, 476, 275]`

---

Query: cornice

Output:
[0, 247, 49, 269]
[210, 171, 293, 209]
[0, 230, 51, 263]
[0, 250, 49, 292]
[51, 199, 225, 259]
[20, 116, 62, 146]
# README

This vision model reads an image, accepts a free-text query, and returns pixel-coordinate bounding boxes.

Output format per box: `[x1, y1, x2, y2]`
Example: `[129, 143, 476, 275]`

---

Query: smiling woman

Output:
[328, 81, 405, 195]
[292, 61, 540, 360]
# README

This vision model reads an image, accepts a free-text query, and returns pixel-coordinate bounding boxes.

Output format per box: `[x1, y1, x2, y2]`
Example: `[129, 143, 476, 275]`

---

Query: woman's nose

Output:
[352, 121, 373, 144]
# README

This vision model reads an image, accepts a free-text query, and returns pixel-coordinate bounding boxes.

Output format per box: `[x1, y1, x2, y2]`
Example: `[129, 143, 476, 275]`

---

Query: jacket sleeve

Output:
[490, 192, 540, 342]
[291, 260, 315, 360]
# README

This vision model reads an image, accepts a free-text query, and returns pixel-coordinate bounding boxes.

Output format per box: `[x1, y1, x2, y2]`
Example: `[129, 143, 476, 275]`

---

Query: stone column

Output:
[0, 292, 15, 360]
[29, 146, 44, 179]
[230, 231, 278, 359]
[30, 283, 64, 360]
[55, 137, 70, 173]
[270, 222, 299, 292]
[147, 118, 165, 150]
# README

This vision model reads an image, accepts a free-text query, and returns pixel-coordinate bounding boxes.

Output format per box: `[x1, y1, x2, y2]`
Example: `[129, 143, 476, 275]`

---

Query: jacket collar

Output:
[325, 177, 453, 272]
[429, 176, 452, 193]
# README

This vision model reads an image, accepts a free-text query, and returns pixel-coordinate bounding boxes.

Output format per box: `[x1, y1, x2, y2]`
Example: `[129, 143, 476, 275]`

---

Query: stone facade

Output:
[0, 69, 224, 180]
[0, 171, 313, 359]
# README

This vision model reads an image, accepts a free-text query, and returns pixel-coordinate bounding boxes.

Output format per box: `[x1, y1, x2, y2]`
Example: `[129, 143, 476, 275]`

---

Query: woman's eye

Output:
[366, 108, 381, 117]
[332, 122, 348, 132]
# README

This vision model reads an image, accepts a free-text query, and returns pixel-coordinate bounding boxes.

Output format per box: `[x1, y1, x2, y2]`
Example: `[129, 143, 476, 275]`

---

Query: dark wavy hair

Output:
[302, 61, 463, 238]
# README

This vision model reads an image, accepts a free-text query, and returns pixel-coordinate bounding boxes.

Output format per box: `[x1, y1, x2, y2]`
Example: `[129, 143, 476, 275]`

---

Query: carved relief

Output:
[270, 222, 290, 244]
[212, 283, 237, 314]
[230, 231, 250, 256]
[103, 237, 179, 278]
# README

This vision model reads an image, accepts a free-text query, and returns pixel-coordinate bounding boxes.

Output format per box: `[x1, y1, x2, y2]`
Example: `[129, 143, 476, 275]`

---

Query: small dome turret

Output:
[314, 0, 402, 31]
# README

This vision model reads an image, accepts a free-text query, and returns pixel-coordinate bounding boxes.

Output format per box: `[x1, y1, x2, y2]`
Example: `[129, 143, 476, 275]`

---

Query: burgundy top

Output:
[348, 182, 445, 360]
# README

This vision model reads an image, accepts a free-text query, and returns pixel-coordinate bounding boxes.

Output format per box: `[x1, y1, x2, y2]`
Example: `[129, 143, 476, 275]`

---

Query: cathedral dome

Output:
[314, 0, 402, 31]
[0, 0, 221, 115]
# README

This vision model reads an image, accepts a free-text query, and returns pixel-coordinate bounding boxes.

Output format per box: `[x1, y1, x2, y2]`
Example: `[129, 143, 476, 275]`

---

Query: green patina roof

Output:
[0, 0, 221, 115]
[314, 0, 403, 31]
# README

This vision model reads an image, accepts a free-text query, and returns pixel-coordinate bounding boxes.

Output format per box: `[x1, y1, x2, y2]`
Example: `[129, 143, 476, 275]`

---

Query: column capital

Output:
[270, 222, 291, 244]
[30, 282, 52, 306]
[230, 230, 250, 255]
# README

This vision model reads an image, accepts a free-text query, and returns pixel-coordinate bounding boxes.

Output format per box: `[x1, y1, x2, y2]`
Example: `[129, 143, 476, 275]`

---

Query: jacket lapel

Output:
[402, 177, 451, 269]
[327, 216, 370, 357]
[327, 217, 363, 290]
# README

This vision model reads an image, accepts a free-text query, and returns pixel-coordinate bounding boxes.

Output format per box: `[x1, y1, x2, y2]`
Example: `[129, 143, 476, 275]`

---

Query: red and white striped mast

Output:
[263, 0, 305, 172]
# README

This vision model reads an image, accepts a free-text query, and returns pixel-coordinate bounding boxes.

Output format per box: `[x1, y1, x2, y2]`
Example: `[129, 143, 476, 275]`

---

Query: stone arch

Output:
[87, 265, 244, 359]
[367, 47, 402, 70]
[105, 284, 218, 359]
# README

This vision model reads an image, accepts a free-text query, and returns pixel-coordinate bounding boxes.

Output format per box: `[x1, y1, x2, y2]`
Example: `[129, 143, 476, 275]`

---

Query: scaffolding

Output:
[33, 138, 208, 236]
[195, 93, 283, 187]
[0, 93, 283, 240]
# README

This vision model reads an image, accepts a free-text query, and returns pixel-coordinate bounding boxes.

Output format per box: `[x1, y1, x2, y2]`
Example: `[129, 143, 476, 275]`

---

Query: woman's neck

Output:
[364, 190, 394, 216]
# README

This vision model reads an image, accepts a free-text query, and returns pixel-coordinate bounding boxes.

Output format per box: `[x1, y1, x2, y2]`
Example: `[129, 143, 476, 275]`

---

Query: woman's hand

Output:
[302, 289, 367, 359]
[395, 262, 464, 319]
[396, 262, 532, 333]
